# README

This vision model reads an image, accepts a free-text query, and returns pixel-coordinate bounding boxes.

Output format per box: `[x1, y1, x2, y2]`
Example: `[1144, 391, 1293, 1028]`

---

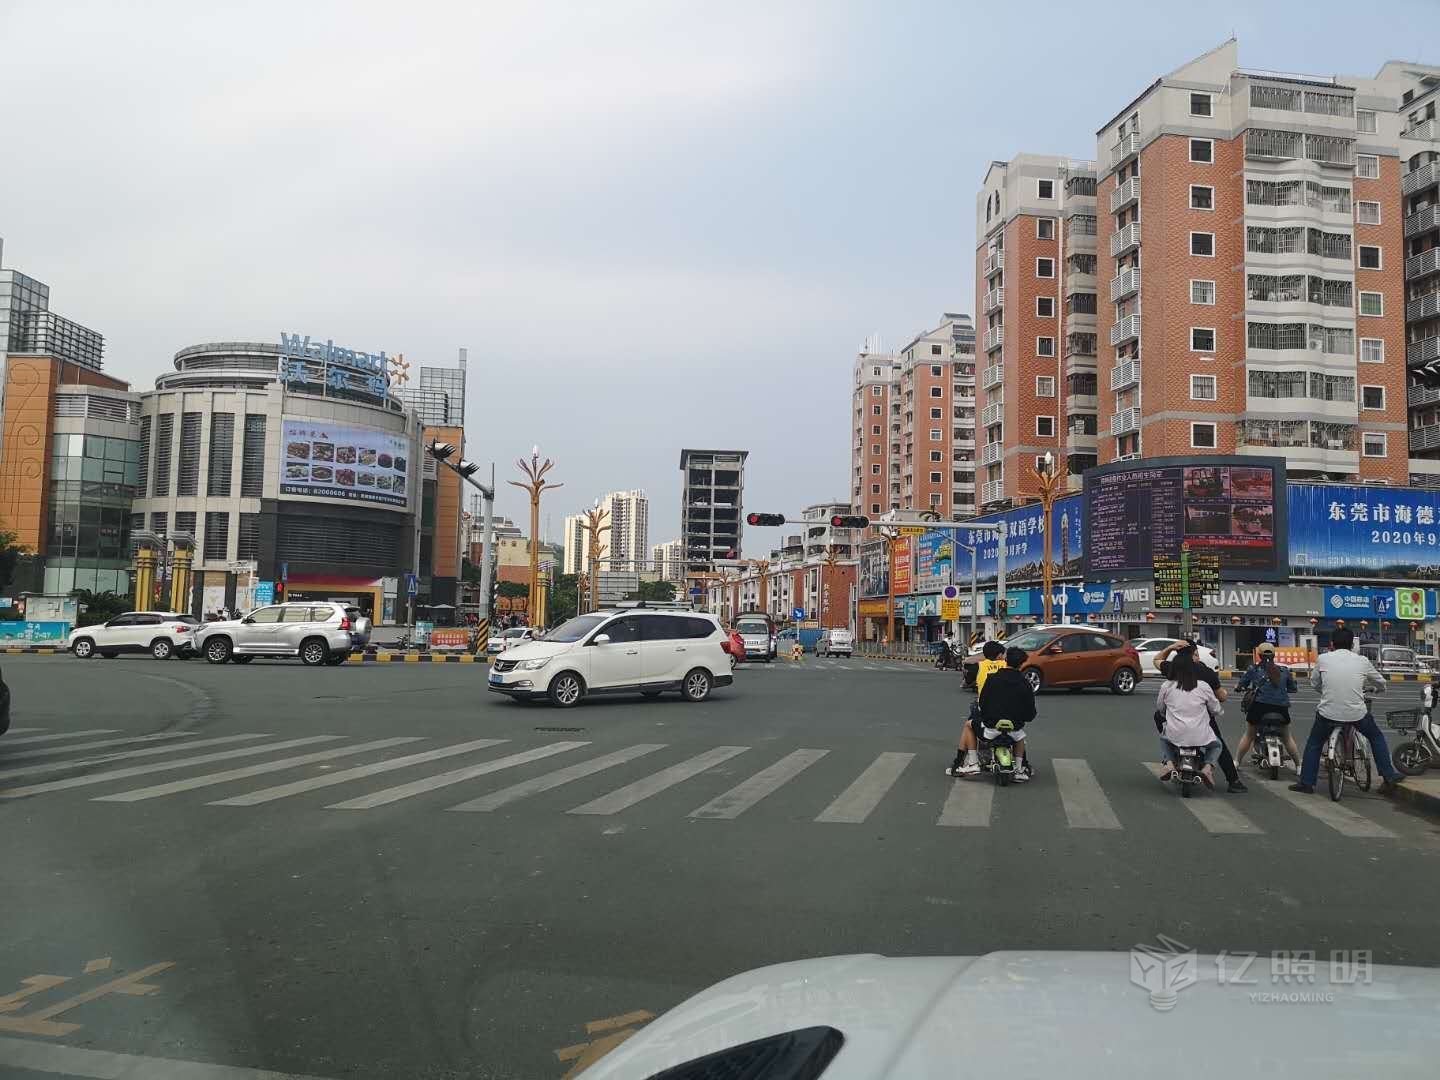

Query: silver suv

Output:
[196, 602, 369, 666]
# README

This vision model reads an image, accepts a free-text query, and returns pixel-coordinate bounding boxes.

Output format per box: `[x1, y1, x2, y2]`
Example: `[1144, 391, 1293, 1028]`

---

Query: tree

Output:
[625, 579, 677, 603]
[0, 527, 24, 594]
[461, 558, 483, 584]
[73, 590, 132, 628]
[496, 581, 529, 599]
[547, 573, 578, 624]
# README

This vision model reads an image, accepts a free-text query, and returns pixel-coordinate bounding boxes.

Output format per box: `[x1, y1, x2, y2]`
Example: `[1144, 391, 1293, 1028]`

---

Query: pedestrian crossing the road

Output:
[0, 730, 1429, 845]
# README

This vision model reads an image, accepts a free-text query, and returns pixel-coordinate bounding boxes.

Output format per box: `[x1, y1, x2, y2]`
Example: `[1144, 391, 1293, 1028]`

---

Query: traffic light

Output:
[746, 513, 786, 527]
[829, 514, 870, 529]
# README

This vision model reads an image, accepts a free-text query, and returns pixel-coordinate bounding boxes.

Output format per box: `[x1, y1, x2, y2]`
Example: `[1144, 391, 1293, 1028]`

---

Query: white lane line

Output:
[0, 734, 274, 782]
[0, 737, 341, 798]
[212, 738, 508, 806]
[93, 737, 424, 802]
[1053, 758, 1123, 830]
[6, 727, 44, 733]
[326, 742, 588, 810]
[1141, 763, 1264, 834]
[816, 752, 914, 824]
[568, 746, 749, 816]
[689, 749, 828, 820]
[0, 729, 116, 746]
[0, 1032, 334, 1079]
[448, 744, 667, 812]
[1, 732, 198, 762]
[835, 663, 853, 671]
[1252, 773, 1397, 838]
[937, 777, 994, 826]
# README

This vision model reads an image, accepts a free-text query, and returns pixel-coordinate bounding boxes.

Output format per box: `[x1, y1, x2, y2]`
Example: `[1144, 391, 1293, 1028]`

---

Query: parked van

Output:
[1360, 643, 1422, 676]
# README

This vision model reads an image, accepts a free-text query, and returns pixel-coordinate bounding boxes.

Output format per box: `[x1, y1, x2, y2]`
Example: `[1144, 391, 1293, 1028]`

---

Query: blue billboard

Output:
[954, 494, 1084, 587]
[913, 529, 956, 592]
[1290, 484, 1440, 582]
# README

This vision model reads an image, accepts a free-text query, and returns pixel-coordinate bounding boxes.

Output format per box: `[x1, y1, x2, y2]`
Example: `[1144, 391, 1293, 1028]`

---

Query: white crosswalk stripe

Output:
[0, 736, 340, 798]
[816, 752, 913, 823]
[937, 776, 994, 826]
[0, 734, 276, 782]
[1, 732, 197, 762]
[1, 729, 117, 746]
[568, 746, 748, 815]
[1053, 758, 1122, 830]
[6, 727, 45, 734]
[92, 737, 424, 802]
[326, 741, 589, 810]
[213, 738, 509, 806]
[1141, 763, 1264, 834]
[690, 749, 828, 819]
[448, 744, 667, 813]
[1251, 773, 1397, 838]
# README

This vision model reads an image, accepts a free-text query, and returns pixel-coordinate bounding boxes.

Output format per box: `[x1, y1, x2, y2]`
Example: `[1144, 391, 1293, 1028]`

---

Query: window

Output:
[929, 428, 941, 440]
[1036, 257, 1055, 278]
[1189, 138, 1213, 163]
[240, 414, 266, 497]
[870, 483, 880, 494]
[929, 386, 943, 397]
[1189, 185, 1214, 210]
[203, 511, 229, 561]
[1036, 336, 1055, 357]
[177, 413, 202, 496]
[1362, 432, 1387, 458]
[871, 385, 881, 396]
[870, 444, 879, 455]
[1190, 232, 1215, 257]
[871, 424, 880, 435]
[1356, 154, 1379, 179]
[248, 607, 284, 625]
[1360, 338, 1385, 364]
[1191, 422, 1217, 449]
[237, 513, 260, 561]
[1356, 201, 1381, 225]
[872, 403, 881, 415]
[929, 493, 943, 508]
[929, 407, 942, 419]
[1359, 245, 1382, 269]
[1357, 109, 1377, 134]
[1359, 291, 1383, 316]
[929, 472, 942, 483]
[1036, 415, 1056, 437]
[1037, 218, 1055, 239]
[871, 463, 880, 475]
[1190, 327, 1216, 352]
[1190, 375, 1217, 401]
[1361, 386, 1385, 410]
[1190, 279, 1216, 305]
[1036, 296, 1055, 318]
[206, 413, 234, 497]
[929, 365, 942, 378]
[1189, 92, 1213, 117]
[1035, 375, 1056, 398]
[152, 414, 174, 497]
[1037, 178, 1054, 199]
[929, 451, 942, 462]
[931, 345, 942, 356]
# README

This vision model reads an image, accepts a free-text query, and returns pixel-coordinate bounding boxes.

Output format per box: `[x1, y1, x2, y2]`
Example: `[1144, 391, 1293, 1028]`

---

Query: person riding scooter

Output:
[1233, 642, 1301, 771]
[976, 646, 1036, 782]
[948, 640, 1007, 776]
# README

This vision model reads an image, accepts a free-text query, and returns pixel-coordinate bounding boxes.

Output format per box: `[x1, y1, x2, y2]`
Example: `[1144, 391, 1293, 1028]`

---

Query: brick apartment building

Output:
[976, 155, 1099, 509]
[849, 313, 977, 523]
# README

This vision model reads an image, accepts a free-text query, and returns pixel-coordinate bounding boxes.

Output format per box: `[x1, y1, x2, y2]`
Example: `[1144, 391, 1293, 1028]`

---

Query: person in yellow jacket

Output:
[948, 640, 1006, 776]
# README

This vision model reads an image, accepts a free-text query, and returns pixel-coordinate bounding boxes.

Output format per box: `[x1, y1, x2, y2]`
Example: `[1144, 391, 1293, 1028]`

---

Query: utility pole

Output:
[427, 442, 498, 654]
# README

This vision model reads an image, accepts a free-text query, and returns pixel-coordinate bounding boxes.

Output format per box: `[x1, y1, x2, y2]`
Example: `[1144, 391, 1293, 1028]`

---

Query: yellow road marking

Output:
[403, 653, 419, 662]
[0, 962, 173, 1037]
[585, 1009, 654, 1034]
[0, 976, 69, 1013]
[557, 1030, 640, 1077]
[82, 958, 111, 975]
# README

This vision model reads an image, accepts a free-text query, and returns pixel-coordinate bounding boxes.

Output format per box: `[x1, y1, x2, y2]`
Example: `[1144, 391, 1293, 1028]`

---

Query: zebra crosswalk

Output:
[0, 729, 1426, 843]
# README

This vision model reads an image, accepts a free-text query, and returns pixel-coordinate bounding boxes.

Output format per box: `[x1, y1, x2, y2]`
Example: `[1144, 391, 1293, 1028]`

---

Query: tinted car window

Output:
[637, 615, 680, 641]
[1005, 630, 1056, 651]
[1059, 633, 1093, 653]
[599, 616, 643, 644]
[1089, 634, 1122, 650]
[280, 606, 315, 622]
[248, 607, 283, 624]
[310, 606, 339, 621]
[134, 614, 164, 626]
[107, 614, 137, 627]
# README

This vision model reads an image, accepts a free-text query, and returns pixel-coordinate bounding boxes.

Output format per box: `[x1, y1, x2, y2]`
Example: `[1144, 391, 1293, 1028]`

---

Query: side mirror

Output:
[242, 616, 255, 625]
[592, 633, 611, 645]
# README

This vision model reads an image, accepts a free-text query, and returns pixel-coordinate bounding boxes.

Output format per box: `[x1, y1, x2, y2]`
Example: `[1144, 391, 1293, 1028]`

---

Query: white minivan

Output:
[487, 608, 733, 707]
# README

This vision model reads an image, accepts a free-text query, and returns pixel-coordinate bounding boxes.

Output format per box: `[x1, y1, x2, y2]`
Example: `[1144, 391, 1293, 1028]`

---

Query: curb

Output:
[1388, 779, 1440, 817]
[347, 652, 487, 664]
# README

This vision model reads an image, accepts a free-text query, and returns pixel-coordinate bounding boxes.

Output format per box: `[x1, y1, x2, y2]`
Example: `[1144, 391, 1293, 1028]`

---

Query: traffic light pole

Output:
[427, 443, 495, 653]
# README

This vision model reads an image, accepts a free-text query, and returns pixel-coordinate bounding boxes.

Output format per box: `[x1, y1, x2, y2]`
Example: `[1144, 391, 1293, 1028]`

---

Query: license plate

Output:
[489, 672, 503, 685]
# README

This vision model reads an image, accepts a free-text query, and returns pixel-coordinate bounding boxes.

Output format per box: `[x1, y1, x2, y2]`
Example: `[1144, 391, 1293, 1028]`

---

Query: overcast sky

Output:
[2, 0, 1435, 556]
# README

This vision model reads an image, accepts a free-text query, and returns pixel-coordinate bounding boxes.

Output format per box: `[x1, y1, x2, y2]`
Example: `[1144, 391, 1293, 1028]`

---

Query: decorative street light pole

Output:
[508, 447, 562, 630]
[580, 502, 611, 615]
[1026, 450, 1068, 625]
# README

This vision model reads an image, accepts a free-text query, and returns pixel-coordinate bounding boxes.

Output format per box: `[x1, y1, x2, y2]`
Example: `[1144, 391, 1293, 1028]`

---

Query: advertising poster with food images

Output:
[280, 420, 409, 508]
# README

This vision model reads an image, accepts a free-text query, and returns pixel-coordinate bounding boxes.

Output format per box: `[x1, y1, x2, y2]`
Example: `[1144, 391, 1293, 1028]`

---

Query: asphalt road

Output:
[1, 654, 1437, 1079]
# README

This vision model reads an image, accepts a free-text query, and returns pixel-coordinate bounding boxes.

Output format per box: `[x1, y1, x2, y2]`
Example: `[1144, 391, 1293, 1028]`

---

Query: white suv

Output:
[488, 608, 733, 707]
[69, 612, 201, 660]
[195, 602, 365, 666]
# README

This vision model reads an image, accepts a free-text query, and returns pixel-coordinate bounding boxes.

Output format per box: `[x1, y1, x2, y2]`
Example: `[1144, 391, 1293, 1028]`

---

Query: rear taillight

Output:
[1124, 644, 1139, 656]
[174, 625, 190, 633]
[340, 617, 351, 630]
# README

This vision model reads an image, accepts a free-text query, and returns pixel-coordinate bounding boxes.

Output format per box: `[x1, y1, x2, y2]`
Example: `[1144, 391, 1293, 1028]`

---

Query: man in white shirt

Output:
[1291, 627, 1402, 795]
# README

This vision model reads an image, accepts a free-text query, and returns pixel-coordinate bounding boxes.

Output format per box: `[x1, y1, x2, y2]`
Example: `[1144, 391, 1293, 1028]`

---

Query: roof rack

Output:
[611, 599, 696, 610]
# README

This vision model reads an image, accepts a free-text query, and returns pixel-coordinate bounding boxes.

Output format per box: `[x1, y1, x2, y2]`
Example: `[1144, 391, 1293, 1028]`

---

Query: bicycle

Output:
[1322, 722, 1372, 802]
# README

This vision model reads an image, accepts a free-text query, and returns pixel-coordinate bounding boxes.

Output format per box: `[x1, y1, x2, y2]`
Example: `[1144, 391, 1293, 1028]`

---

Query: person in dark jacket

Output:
[977, 646, 1037, 782]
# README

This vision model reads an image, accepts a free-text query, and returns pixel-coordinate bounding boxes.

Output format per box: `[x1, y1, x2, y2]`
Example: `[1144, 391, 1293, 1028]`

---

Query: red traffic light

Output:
[829, 514, 870, 529]
[746, 513, 786, 527]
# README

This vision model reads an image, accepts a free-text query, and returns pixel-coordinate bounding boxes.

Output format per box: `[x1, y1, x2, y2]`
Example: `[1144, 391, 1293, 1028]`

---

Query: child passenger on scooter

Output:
[976, 646, 1037, 782]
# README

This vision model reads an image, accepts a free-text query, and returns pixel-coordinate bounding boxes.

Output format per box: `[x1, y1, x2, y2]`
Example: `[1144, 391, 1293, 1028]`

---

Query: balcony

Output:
[1408, 383, 1440, 409]
[1109, 176, 1140, 214]
[1409, 335, 1440, 368]
[1406, 205, 1440, 239]
[1411, 424, 1440, 453]
[981, 362, 1004, 390]
[1109, 267, 1141, 302]
[983, 326, 1004, 353]
[1403, 119, 1439, 142]
[983, 286, 1003, 314]
[983, 249, 1005, 276]
[1109, 360, 1141, 391]
[1110, 221, 1141, 258]
[1408, 247, 1440, 283]
[981, 400, 1005, 427]
[1408, 291, 1440, 322]
[1109, 312, 1141, 346]
[1109, 407, 1140, 436]
[1403, 160, 1440, 198]
[980, 479, 1006, 505]
[1066, 429, 1098, 451]
[980, 441, 1003, 467]
[1111, 131, 1140, 166]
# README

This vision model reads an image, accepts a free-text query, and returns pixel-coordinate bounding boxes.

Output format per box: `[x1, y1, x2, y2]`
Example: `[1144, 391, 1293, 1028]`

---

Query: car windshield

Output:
[542, 614, 607, 642]
[736, 620, 770, 634]
[1005, 630, 1057, 651]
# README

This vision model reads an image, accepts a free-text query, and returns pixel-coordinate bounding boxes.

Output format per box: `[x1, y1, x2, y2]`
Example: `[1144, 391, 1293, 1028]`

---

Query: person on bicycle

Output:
[1291, 627, 1403, 795]
[976, 646, 1035, 782]
[948, 640, 1006, 776]
[1155, 647, 1224, 787]
[1153, 640, 1246, 792]
[1233, 642, 1301, 770]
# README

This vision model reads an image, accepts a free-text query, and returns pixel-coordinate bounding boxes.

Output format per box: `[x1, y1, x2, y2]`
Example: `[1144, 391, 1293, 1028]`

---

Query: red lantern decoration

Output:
[1310, 617, 1319, 628]
[1145, 611, 1155, 622]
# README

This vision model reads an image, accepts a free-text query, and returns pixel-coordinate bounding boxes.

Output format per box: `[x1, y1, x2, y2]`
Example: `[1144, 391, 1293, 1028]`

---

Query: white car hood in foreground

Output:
[581, 951, 1440, 1079]
[495, 640, 570, 663]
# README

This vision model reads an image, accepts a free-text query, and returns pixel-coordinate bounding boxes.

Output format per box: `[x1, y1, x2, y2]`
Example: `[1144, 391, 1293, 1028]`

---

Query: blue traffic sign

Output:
[792, 606, 805, 621]
[280, 561, 289, 583]
[405, 573, 418, 597]
[253, 581, 275, 605]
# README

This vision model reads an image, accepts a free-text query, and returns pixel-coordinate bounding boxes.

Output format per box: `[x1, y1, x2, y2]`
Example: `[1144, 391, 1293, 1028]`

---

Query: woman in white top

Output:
[1156, 648, 1224, 787]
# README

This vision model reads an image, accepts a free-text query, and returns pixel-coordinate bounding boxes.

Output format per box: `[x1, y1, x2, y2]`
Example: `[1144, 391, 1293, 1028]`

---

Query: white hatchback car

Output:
[69, 612, 200, 660]
[1130, 636, 1220, 676]
[487, 608, 733, 707]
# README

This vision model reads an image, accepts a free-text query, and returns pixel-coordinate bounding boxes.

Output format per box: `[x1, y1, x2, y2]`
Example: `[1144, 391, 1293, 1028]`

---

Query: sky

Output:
[3, 0, 1437, 556]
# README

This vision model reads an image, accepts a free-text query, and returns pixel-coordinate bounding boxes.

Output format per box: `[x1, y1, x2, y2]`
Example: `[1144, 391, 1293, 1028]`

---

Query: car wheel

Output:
[682, 668, 712, 702]
[1110, 666, 1138, 695]
[300, 638, 330, 666]
[150, 638, 174, 660]
[205, 637, 233, 664]
[548, 671, 585, 708]
[72, 637, 95, 659]
[1022, 667, 1042, 693]
[232, 655, 254, 665]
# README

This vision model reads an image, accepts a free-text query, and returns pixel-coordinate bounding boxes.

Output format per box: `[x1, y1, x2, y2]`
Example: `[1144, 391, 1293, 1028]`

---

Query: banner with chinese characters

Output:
[1289, 484, 1440, 582]
[280, 419, 410, 509]
[954, 494, 1084, 587]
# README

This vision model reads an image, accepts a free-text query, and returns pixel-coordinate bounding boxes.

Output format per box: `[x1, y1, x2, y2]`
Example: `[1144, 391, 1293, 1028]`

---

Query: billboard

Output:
[891, 535, 914, 595]
[1290, 483, 1440, 582]
[280, 420, 409, 509]
[955, 493, 1084, 587]
[913, 529, 956, 592]
[858, 540, 889, 599]
[1083, 456, 1287, 582]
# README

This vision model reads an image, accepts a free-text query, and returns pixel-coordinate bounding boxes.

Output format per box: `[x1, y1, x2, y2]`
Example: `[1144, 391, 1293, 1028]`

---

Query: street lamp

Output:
[579, 501, 611, 614]
[508, 448, 562, 630]
[1026, 451, 1067, 625]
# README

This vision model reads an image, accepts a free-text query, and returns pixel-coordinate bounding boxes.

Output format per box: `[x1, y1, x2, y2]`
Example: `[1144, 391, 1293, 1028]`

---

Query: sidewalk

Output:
[1390, 776, 1440, 817]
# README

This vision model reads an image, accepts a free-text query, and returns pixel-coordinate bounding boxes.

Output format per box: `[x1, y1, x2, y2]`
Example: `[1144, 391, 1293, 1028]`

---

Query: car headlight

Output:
[518, 657, 552, 671]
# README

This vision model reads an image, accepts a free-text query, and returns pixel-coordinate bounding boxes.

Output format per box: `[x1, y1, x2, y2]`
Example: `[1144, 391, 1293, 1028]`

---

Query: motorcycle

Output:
[1389, 697, 1440, 777]
[935, 641, 964, 671]
[1248, 709, 1292, 781]
[978, 719, 1020, 786]
[1169, 745, 1206, 798]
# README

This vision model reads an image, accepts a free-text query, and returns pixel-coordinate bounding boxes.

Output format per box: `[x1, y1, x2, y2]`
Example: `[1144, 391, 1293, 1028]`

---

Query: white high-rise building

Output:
[598, 489, 648, 571]
[561, 513, 600, 576]
[650, 539, 684, 582]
